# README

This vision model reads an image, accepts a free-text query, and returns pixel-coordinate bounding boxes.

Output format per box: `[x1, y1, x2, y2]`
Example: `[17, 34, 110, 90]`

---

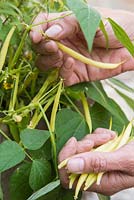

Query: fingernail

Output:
[67, 158, 84, 173]
[66, 137, 76, 145]
[45, 25, 63, 38]
[110, 131, 116, 138]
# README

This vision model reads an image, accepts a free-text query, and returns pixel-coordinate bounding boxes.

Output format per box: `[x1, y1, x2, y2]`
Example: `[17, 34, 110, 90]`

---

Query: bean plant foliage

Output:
[0, 0, 133, 200]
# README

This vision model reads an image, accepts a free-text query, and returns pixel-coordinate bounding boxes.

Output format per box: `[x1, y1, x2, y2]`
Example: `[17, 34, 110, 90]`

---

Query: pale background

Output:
[82, 0, 134, 200]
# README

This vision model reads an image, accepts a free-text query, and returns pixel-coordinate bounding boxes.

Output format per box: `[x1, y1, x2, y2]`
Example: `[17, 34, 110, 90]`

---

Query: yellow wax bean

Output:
[56, 41, 125, 69]
[69, 174, 79, 189]
[84, 174, 97, 191]
[0, 26, 16, 72]
[74, 174, 88, 200]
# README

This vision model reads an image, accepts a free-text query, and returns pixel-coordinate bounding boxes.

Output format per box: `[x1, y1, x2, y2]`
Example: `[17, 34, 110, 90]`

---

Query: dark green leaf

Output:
[91, 103, 124, 133]
[29, 139, 52, 161]
[29, 159, 52, 191]
[55, 108, 89, 153]
[59, 188, 82, 200]
[67, 0, 101, 51]
[108, 18, 134, 55]
[10, 163, 32, 200]
[0, 141, 25, 172]
[27, 180, 60, 200]
[20, 128, 50, 150]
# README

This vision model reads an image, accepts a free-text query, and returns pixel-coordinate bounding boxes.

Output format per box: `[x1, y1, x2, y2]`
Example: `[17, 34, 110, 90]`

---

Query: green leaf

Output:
[27, 180, 60, 200]
[59, 188, 82, 200]
[29, 159, 52, 191]
[10, 163, 32, 200]
[91, 103, 124, 133]
[66, 0, 101, 51]
[109, 78, 134, 93]
[98, 194, 110, 200]
[55, 108, 89, 153]
[99, 20, 109, 49]
[108, 18, 134, 56]
[20, 128, 50, 150]
[0, 140, 25, 172]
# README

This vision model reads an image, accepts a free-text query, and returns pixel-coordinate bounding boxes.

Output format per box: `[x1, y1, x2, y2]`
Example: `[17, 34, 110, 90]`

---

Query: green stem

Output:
[9, 28, 29, 69]
[64, 93, 83, 117]
[0, 128, 11, 140]
[32, 69, 58, 103]
[81, 92, 92, 133]
[9, 62, 22, 111]
[31, 12, 73, 28]
[39, 103, 58, 178]
[28, 96, 55, 129]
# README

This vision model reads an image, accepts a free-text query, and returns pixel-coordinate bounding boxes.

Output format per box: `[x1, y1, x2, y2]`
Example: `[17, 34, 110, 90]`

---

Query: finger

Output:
[45, 12, 79, 40]
[30, 13, 48, 43]
[76, 129, 116, 154]
[82, 128, 116, 147]
[36, 50, 63, 71]
[33, 40, 59, 55]
[89, 171, 134, 196]
[58, 137, 77, 163]
[66, 142, 134, 174]
[60, 57, 74, 80]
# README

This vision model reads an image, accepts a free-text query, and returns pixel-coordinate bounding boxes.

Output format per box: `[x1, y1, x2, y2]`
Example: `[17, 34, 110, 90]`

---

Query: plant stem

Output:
[81, 92, 92, 133]
[39, 103, 58, 178]
[64, 93, 83, 117]
[0, 129, 11, 140]
[9, 62, 22, 111]
[9, 28, 29, 69]
[28, 96, 55, 129]
[31, 12, 73, 28]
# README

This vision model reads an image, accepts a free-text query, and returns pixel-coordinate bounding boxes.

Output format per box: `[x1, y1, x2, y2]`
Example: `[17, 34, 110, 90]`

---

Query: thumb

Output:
[66, 144, 132, 174]
[45, 13, 79, 40]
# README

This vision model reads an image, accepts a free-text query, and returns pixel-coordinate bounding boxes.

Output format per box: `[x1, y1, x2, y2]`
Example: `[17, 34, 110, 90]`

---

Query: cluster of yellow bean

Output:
[58, 121, 133, 199]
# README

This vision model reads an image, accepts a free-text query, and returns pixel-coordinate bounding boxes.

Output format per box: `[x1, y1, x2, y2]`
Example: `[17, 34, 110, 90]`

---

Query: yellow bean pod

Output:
[0, 26, 16, 72]
[56, 41, 125, 69]
[74, 174, 88, 200]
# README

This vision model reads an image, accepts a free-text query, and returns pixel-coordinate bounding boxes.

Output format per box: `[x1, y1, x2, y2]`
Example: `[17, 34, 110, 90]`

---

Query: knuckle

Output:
[90, 155, 107, 173]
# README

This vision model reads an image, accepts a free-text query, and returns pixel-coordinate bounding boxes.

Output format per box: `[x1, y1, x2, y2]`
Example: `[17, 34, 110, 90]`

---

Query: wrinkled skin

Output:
[58, 129, 134, 196]
[30, 8, 134, 86]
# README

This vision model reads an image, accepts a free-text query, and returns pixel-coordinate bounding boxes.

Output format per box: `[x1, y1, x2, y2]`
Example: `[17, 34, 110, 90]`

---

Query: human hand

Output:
[58, 129, 134, 196]
[30, 8, 134, 86]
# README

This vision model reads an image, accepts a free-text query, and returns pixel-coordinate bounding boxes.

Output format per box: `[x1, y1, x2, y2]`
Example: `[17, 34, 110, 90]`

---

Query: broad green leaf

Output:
[108, 18, 134, 56]
[55, 108, 89, 153]
[91, 103, 124, 133]
[29, 159, 52, 191]
[20, 128, 50, 150]
[66, 0, 101, 51]
[98, 194, 110, 200]
[0, 140, 25, 172]
[10, 163, 32, 200]
[109, 78, 134, 93]
[59, 188, 82, 200]
[27, 180, 60, 200]
[29, 140, 52, 161]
